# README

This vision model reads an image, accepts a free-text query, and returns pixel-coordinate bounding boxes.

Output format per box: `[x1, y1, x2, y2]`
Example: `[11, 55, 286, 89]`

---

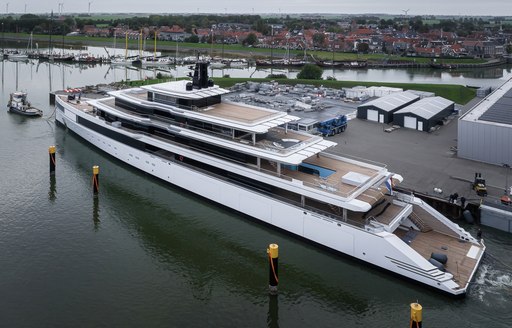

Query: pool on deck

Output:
[298, 163, 336, 178]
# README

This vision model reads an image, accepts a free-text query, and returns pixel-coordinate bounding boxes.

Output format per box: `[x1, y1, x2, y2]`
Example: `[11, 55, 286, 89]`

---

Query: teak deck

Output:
[395, 229, 482, 288]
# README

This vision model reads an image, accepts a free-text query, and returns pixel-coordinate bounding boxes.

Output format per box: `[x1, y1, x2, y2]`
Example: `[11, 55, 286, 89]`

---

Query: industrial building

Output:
[458, 79, 512, 166]
[356, 91, 419, 123]
[393, 96, 455, 132]
[344, 86, 403, 100]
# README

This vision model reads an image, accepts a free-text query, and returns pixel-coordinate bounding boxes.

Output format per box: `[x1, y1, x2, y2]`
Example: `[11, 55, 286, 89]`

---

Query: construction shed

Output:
[393, 96, 455, 131]
[357, 91, 419, 123]
[458, 79, 512, 165]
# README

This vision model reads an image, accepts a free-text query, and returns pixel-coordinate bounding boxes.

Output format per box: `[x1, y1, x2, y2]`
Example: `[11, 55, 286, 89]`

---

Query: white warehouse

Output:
[458, 79, 512, 166]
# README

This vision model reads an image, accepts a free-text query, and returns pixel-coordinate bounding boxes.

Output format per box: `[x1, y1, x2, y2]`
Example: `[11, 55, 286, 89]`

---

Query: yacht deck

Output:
[128, 89, 287, 126]
[395, 229, 483, 289]
[62, 94, 389, 204]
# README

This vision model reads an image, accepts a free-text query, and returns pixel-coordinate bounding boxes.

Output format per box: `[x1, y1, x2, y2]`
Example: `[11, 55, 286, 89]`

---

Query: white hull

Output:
[56, 96, 484, 295]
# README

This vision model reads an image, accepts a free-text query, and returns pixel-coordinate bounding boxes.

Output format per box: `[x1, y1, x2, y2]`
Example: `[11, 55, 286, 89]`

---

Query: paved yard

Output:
[327, 97, 508, 206]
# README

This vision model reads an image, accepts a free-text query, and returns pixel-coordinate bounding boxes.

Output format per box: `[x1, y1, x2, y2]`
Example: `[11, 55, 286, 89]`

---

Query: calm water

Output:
[0, 54, 511, 327]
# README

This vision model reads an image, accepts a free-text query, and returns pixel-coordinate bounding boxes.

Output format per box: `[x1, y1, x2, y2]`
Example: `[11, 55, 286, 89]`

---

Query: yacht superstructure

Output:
[55, 62, 485, 296]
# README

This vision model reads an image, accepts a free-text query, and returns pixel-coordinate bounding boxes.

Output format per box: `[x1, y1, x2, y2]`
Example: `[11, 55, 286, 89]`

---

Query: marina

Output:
[0, 53, 511, 327]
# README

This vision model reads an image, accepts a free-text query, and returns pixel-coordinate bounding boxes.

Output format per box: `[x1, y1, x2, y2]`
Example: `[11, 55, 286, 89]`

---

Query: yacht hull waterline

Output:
[54, 63, 485, 296]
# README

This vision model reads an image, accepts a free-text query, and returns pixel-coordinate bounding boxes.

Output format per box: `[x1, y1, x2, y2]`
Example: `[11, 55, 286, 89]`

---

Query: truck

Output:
[317, 115, 348, 137]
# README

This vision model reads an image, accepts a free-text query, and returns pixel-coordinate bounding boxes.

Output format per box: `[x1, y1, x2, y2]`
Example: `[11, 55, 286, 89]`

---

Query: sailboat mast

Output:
[154, 31, 156, 60]
[139, 29, 142, 57]
[125, 31, 128, 59]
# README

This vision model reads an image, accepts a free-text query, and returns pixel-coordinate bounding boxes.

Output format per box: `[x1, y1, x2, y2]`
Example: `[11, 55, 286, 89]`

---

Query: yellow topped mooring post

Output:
[267, 243, 279, 295]
[410, 302, 423, 328]
[49, 146, 56, 174]
[92, 165, 100, 195]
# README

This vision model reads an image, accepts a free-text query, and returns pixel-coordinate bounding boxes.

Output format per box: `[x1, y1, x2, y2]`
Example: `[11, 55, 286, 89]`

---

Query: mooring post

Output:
[49, 145, 56, 174]
[92, 165, 100, 195]
[410, 302, 423, 328]
[267, 243, 279, 295]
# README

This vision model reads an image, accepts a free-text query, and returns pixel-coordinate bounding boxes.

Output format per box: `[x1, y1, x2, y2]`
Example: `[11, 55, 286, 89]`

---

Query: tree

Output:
[357, 42, 369, 53]
[312, 33, 326, 49]
[243, 32, 258, 46]
[185, 35, 199, 43]
[507, 44, 512, 55]
[297, 64, 323, 80]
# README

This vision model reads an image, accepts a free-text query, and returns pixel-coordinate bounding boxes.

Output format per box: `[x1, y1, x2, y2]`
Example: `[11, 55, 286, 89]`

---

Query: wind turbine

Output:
[6, 2, 9, 14]
[402, 9, 410, 28]
[88, 1, 93, 16]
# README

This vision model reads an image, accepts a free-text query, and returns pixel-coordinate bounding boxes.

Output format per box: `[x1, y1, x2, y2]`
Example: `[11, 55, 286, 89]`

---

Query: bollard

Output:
[92, 165, 100, 195]
[49, 146, 56, 174]
[267, 243, 279, 295]
[410, 302, 423, 328]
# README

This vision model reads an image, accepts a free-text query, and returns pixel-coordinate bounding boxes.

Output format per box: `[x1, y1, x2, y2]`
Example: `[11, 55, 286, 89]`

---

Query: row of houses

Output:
[78, 22, 510, 58]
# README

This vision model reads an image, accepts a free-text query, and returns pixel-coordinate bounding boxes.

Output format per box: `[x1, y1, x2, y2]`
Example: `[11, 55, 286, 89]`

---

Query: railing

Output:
[111, 112, 386, 199]
[157, 152, 367, 229]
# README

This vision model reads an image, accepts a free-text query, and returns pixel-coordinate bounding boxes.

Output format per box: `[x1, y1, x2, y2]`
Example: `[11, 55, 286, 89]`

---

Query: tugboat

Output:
[7, 91, 43, 117]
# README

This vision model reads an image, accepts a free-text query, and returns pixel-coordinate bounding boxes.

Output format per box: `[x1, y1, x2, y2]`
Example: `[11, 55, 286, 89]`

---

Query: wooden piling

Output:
[92, 165, 100, 195]
[410, 302, 423, 328]
[268, 243, 279, 295]
[49, 146, 56, 174]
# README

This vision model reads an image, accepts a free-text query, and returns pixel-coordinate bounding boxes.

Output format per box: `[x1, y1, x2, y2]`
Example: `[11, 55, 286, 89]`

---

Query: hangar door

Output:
[367, 109, 379, 122]
[403, 116, 417, 129]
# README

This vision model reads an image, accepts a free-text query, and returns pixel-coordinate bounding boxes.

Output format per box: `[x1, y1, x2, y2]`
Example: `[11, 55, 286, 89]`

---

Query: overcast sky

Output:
[6, 1, 512, 17]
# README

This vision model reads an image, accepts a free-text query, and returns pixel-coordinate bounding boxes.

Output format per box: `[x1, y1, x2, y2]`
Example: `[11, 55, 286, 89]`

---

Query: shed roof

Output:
[459, 78, 512, 127]
[479, 88, 512, 125]
[394, 96, 454, 119]
[358, 91, 419, 112]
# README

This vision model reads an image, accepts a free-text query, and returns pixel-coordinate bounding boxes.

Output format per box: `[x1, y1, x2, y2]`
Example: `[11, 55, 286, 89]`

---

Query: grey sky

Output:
[6, 1, 512, 16]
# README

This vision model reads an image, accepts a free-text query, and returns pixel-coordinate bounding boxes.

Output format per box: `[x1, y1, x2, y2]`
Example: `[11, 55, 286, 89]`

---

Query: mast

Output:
[139, 29, 142, 58]
[124, 31, 128, 60]
[154, 30, 156, 60]
[49, 11, 53, 55]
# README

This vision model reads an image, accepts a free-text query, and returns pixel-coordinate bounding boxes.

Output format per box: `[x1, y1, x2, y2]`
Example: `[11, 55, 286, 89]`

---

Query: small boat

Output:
[7, 91, 42, 117]
[8, 52, 29, 61]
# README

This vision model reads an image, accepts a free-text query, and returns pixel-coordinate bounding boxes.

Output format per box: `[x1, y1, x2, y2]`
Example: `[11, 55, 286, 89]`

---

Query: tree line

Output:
[1, 13, 510, 38]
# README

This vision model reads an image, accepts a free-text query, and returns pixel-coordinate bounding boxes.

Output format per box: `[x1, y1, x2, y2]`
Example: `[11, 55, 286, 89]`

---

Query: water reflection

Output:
[48, 174, 56, 202]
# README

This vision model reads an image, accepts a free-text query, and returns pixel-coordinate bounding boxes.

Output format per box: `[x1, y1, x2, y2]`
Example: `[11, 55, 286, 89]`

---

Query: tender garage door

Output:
[403, 116, 417, 129]
[367, 109, 378, 122]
